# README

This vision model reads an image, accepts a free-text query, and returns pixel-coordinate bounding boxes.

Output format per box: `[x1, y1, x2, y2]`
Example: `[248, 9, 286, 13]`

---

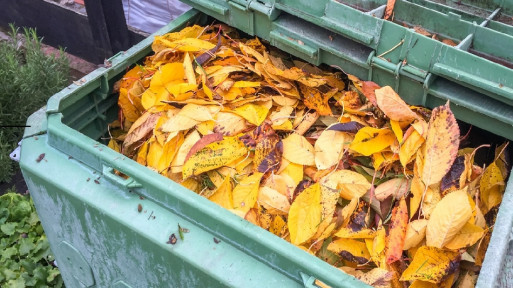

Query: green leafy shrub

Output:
[0, 24, 69, 183]
[0, 192, 63, 287]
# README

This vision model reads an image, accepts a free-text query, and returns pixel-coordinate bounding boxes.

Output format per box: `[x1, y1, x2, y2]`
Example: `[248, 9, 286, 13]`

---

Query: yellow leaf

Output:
[409, 280, 438, 288]
[151, 25, 204, 52]
[421, 102, 460, 186]
[426, 189, 472, 248]
[209, 176, 234, 209]
[341, 198, 358, 227]
[375, 86, 418, 122]
[288, 183, 322, 245]
[213, 112, 249, 136]
[272, 96, 298, 107]
[351, 268, 395, 288]
[410, 168, 423, 218]
[270, 215, 287, 237]
[108, 139, 121, 153]
[263, 174, 296, 200]
[480, 161, 505, 213]
[231, 103, 269, 126]
[320, 184, 340, 223]
[170, 130, 201, 173]
[123, 111, 161, 151]
[390, 120, 404, 142]
[400, 246, 459, 283]
[160, 104, 215, 134]
[282, 133, 315, 166]
[166, 83, 197, 99]
[403, 219, 428, 250]
[166, 38, 216, 52]
[182, 137, 248, 178]
[327, 239, 371, 264]
[272, 120, 293, 131]
[232, 172, 264, 214]
[157, 133, 184, 172]
[314, 130, 346, 170]
[444, 221, 485, 250]
[399, 128, 424, 166]
[233, 81, 260, 88]
[136, 140, 149, 166]
[178, 103, 215, 122]
[372, 151, 398, 171]
[335, 228, 376, 239]
[366, 228, 386, 267]
[278, 160, 303, 186]
[146, 140, 164, 171]
[374, 177, 410, 201]
[183, 52, 196, 85]
[258, 186, 290, 215]
[321, 170, 371, 200]
[196, 120, 215, 135]
[270, 106, 294, 126]
[350, 127, 395, 156]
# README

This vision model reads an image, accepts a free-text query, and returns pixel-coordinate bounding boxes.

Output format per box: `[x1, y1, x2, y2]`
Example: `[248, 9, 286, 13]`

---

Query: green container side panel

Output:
[472, 26, 513, 64]
[394, 0, 472, 41]
[488, 19, 513, 37]
[408, 0, 489, 22]
[334, 0, 386, 12]
[20, 137, 330, 288]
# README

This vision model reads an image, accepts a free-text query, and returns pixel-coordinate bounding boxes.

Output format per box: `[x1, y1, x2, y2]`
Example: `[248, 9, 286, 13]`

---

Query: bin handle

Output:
[300, 272, 321, 288]
[102, 165, 142, 189]
[269, 30, 318, 59]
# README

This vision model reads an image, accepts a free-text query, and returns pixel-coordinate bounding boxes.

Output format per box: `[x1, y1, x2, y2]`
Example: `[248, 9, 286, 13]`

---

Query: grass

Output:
[0, 24, 69, 184]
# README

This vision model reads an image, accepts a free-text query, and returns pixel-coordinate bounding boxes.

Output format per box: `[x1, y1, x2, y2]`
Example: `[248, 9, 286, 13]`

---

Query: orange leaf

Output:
[385, 197, 408, 264]
[375, 86, 417, 122]
[384, 0, 396, 20]
[299, 84, 333, 116]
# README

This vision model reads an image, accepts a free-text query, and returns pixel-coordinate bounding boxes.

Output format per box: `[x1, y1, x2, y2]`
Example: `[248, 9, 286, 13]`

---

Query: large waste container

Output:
[17, 1, 513, 287]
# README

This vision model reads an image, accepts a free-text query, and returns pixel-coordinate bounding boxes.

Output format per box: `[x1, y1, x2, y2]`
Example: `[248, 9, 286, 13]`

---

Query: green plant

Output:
[0, 192, 63, 287]
[0, 24, 69, 183]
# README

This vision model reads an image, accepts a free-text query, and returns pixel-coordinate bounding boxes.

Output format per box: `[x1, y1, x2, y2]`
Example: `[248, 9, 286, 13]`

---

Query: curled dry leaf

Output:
[479, 161, 505, 213]
[374, 178, 410, 201]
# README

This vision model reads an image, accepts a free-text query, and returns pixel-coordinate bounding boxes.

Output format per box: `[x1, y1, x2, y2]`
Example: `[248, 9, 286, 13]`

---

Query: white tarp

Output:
[122, 0, 191, 34]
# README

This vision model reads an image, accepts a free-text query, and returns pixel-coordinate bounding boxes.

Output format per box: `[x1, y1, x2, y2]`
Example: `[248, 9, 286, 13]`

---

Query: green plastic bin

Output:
[19, 10, 366, 288]
[17, 2, 513, 288]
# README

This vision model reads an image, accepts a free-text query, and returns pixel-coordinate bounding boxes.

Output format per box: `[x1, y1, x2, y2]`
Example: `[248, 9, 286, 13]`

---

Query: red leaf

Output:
[386, 197, 408, 264]
[361, 81, 380, 106]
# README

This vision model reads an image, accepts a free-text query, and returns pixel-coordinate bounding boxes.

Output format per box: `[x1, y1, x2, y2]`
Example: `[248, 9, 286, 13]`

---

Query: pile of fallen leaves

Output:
[109, 24, 510, 287]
